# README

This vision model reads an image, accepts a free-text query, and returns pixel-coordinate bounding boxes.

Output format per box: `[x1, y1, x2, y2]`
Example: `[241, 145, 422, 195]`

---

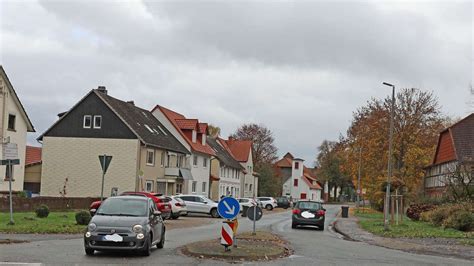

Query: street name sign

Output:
[2, 143, 18, 160]
[217, 197, 241, 220]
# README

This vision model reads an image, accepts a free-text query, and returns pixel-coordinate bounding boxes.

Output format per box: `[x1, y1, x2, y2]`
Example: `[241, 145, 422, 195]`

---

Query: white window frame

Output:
[202, 134, 206, 145]
[192, 181, 197, 193]
[146, 149, 155, 166]
[160, 151, 165, 167]
[192, 130, 197, 143]
[93, 115, 102, 129]
[145, 180, 153, 192]
[203, 157, 207, 168]
[202, 182, 207, 193]
[193, 155, 198, 167]
[83, 115, 92, 128]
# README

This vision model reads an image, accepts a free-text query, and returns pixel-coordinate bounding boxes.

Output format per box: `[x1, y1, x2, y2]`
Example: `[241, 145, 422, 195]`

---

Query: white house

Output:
[0, 66, 35, 193]
[276, 153, 322, 201]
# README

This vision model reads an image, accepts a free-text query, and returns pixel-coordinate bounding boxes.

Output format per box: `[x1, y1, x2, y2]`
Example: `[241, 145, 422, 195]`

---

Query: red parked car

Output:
[89, 191, 172, 220]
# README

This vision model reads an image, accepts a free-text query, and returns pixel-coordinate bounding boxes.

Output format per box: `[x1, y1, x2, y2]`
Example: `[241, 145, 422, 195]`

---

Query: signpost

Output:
[2, 142, 19, 225]
[98, 154, 113, 201]
[217, 197, 240, 251]
[247, 206, 263, 222]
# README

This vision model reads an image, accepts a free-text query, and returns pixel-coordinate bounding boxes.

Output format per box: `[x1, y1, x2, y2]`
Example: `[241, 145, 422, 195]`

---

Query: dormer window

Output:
[83, 115, 92, 128]
[192, 130, 197, 143]
[93, 115, 102, 129]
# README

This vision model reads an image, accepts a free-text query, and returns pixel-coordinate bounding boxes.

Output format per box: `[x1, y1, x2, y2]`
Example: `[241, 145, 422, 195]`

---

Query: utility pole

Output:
[383, 82, 396, 231]
[356, 146, 362, 210]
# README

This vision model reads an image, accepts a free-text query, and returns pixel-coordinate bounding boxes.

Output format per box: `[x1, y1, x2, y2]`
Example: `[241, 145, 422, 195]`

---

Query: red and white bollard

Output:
[221, 221, 234, 251]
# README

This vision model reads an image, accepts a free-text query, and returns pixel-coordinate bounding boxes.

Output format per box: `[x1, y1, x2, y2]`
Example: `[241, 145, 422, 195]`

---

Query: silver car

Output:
[174, 195, 219, 218]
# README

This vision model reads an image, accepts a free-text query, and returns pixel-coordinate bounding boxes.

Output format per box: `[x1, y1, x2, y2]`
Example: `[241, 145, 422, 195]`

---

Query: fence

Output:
[0, 197, 100, 212]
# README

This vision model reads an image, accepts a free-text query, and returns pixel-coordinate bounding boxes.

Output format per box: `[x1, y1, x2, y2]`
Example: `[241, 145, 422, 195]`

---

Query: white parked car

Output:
[174, 195, 219, 218]
[257, 197, 278, 210]
[165, 196, 188, 219]
[237, 198, 258, 209]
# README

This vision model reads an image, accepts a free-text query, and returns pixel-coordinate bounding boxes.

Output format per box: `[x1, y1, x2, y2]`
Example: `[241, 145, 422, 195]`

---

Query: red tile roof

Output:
[153, 105, 215, 156]
[199, 123, 208, 134]
[302, 175, 322, 190]
[26, 146, 42, 166]
[175, 119, 198, 130]
[225, 139, 252, 162]
[275, 157, 292, 168]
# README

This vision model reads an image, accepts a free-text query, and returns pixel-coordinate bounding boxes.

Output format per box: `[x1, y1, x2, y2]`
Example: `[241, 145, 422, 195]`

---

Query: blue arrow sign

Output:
[217, 197, 241, 220]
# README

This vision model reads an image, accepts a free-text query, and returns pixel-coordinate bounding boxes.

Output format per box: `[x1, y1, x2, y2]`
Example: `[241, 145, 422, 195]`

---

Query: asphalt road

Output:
[0, 205, 471, 265]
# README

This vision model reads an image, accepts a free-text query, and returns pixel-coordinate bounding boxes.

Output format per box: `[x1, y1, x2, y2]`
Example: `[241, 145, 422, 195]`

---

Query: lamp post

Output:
[382, 82, 396, 231]
[356, 146, 362, 210]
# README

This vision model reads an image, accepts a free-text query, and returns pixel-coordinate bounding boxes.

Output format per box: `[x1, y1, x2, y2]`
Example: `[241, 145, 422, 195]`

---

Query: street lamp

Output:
[382, 82, 395, 231]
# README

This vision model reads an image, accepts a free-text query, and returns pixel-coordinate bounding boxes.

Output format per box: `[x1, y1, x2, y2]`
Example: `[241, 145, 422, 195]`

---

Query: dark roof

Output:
[450, 113, 474, 162]
[0, 66, 35, 132]
[94, 90, 189, 154]
[207, 137, 243, 170]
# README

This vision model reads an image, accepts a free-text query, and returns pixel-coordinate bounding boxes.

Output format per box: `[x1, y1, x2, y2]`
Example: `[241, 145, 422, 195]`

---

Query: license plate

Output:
[103, 233, 123, 242]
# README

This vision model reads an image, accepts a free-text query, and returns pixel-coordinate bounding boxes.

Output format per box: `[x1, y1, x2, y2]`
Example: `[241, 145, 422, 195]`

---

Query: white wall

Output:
[0, 86, 28, 192]
[41, 137, 140, 197]
[189, 153, 211, 196]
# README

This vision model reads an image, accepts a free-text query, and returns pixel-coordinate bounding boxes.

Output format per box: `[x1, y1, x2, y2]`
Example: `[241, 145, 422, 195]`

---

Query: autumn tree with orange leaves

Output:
[317, 88, 447, 207]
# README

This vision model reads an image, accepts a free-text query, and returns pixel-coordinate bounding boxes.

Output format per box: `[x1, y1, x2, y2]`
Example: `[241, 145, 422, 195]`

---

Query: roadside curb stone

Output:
[334, 213, 474, 260]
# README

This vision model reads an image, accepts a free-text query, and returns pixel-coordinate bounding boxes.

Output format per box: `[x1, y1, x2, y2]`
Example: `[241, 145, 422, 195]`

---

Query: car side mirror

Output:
[153, 210, 162, 217]
[90, 208, 97, 216]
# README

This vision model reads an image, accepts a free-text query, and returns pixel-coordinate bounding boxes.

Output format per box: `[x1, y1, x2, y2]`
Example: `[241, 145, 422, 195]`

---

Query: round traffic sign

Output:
[217, 197, 241, 220]
[247, 206, 263, 221]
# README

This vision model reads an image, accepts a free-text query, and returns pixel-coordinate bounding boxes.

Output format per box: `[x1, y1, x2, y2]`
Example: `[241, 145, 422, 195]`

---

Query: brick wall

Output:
[0, 196, 100, 211]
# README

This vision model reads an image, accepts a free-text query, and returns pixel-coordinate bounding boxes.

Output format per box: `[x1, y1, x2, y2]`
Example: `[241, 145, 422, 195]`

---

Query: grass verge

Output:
[0, 211, 86, 234]
[355, 211, 473, 244]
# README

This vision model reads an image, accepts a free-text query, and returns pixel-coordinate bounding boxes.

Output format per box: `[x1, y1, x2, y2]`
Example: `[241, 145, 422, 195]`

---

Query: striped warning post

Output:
[221, 222, 234, 247]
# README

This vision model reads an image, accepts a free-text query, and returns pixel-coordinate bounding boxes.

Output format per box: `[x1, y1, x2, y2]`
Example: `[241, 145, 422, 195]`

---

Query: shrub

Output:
[443, 210, 474, 231]
[35, 204, 50, 218]
[75, 210, 91, 225]
[406, 203, 436, 221]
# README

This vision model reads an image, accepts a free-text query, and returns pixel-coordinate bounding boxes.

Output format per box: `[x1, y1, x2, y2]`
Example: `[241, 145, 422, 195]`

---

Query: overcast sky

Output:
[1, 0, 472, 165]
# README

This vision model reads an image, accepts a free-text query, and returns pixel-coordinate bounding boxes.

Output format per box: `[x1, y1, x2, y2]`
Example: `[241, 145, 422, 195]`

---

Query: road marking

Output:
[0, 263, 42, 266]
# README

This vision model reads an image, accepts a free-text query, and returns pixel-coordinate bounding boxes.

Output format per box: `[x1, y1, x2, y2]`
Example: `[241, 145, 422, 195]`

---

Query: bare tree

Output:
[231, 123, 278, 167]
[445, 162, 474, 202]
[208, 124, 221, 138]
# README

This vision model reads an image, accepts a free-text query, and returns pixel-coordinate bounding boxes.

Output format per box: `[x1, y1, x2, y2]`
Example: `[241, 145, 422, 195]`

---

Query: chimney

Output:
[97, 86, 107, 94]
[127, 100, 135, 106]
[228, 136, 234, 143]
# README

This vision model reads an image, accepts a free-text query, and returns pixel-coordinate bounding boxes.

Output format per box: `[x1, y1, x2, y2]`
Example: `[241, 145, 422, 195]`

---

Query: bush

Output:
[75, 210, 91, 225]
[35, 204, 50, 218]
[406, 203, 436, 221]
[443, 210, 474, 231]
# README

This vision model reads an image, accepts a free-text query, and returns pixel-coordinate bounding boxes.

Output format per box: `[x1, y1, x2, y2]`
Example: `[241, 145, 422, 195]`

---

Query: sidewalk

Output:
[333, 214, 474, 260]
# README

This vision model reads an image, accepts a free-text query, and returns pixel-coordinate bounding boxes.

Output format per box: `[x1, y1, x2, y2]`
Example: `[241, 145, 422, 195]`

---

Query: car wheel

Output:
[171, 212, 179, 219]
[266, 204, 273, 210]
[291, 222, 297, 229]
[317, 226, 325, 231]
[156, 228, 165, 249]
[142, 234, 152, 256]
[210, 208, 219, 218]
[85, 248, 94, 256]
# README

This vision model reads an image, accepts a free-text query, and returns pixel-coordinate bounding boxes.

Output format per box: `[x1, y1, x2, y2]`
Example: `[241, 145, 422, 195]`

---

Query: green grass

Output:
[355, 211, 473, 241]
[0, 211, 86, 234]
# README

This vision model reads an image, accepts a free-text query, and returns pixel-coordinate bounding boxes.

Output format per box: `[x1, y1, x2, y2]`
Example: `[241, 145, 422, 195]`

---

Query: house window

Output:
[192, 181, 197, 193]
[295, 162, 299, 169]
[93, 115, 102, 129]
[156, 181, 166, 195]
[192, 130, 197, 143]
[202, 182, 207, 193]
[7, 114, 15, 131]
[145, 180, 153, 192]
[249, 184, 253, 192]
[203, 158, 208, 167]
[245, 184, 248, 191]
[193, 155, 198, 166]
[160, 151, 165, 167]
[294, 179, 298, 187]
[300, 193, 306, 199]
[83, 115, 92, 128]
[176, 183, 183, 194]
[147, 149, 155, 166]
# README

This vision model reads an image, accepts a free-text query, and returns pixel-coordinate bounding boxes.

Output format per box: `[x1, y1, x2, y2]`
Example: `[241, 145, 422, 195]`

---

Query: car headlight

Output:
[88, 223, 97, 232]
[132, 224, 143, 233]
[85, 232, 91, 238]
[136, 233, 144, 239]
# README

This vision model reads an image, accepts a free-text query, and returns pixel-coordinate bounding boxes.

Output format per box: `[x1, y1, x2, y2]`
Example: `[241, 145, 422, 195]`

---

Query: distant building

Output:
[275, 152, 322, 201]
[0, 66, 35, 193]
[424, 113, 474, 198]
[24, 146, 42, 194]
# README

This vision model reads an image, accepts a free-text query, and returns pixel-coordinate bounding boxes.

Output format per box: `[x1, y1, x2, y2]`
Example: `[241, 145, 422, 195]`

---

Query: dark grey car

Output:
[84, 196, 165, 256]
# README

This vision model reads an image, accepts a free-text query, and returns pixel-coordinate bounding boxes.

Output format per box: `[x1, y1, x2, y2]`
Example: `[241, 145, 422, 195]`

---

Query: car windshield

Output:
[297, 202, 321, 210]
[97, 198, 148, 217]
